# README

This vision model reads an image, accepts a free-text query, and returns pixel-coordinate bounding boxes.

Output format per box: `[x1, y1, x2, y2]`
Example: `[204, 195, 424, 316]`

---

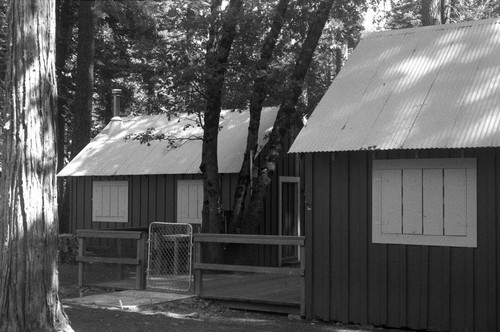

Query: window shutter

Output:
[177, 180, 203, 224]
[372, 158, 476, 247]
[92, 181, 129, 223]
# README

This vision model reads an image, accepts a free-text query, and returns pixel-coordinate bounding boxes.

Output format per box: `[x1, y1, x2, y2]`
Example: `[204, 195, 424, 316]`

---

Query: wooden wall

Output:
[302, 148, 500, 332]
[69, 173, 237, 233]
[67, 143, 300, 236]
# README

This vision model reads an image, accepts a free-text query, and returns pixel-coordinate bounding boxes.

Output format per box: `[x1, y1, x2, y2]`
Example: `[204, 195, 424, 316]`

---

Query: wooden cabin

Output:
[58, 107, 301, 266]
[290, 18, 500, 332]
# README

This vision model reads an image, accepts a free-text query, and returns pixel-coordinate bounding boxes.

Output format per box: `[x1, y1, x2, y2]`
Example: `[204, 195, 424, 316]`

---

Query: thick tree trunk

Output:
[56, 0, 74, 234]
[230, 0, 290, 233]
[0, 1, 72, 331]
[71, 0, 95, 159]
[200, 0, 243, 262]
[248, 0, 335, 229]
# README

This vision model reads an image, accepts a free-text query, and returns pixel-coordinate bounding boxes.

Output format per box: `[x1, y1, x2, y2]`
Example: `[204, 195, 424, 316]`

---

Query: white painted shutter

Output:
[177, 180, 203, 224]
[92, 181, 128, 223]
[372, 158, 476, 247]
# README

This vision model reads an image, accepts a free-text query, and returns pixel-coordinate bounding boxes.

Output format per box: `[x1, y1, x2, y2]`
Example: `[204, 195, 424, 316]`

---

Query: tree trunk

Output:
[248, 0, 335, 230]
[0, 1, 72, 331]
[200, 0, 243, 262]
[230, 0, 290, 233]
[71, 0, 95, 159]
[56, 0, 74, 234]
[422, 0, 449, 25]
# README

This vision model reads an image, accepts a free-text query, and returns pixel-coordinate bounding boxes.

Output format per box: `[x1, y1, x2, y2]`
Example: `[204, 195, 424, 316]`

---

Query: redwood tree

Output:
[0, 0, 72, 331]
[71, 0, 95, 158]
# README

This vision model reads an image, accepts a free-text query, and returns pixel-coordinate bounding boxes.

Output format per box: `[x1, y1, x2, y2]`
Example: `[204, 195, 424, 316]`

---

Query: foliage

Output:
[58, 234, 79, 264]
[448, 0, 500, 22]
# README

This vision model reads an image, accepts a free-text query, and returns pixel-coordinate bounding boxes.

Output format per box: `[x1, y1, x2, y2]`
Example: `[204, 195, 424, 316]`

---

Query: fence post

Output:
[194, 238, 202, 296]
[78, 237, 84, 287]
[300, 242, 306, 317]
[136, 232, 146, 290]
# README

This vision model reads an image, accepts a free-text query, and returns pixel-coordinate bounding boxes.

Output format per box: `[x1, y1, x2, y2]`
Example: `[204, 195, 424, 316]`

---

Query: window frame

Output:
[372, 158, 477, 247]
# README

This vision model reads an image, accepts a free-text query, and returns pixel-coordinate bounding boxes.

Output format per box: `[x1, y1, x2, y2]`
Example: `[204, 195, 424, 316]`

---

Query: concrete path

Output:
[63, 290, 193, 311]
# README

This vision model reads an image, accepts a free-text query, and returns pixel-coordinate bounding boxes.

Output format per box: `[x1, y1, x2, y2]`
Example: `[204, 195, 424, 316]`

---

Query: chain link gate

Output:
[147, 222, 193, 292]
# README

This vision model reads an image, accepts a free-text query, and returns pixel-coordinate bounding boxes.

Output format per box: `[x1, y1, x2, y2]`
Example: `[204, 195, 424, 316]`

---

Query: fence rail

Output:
[76, 229, 147, 290]
[193, 233, 306, 316]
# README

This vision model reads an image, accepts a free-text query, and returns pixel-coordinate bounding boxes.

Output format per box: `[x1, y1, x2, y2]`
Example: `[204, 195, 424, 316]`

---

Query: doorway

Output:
[278, 176, 300, 266]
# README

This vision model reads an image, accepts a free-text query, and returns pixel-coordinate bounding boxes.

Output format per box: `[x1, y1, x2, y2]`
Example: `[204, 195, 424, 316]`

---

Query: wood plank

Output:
[193, 234, 305, 246]
[76, 229, 143, 239]
[419, 246, 429, 329]
[358, 152, 369, 324]
[444, 169, 467, 236]
[485, 151, 497, 332]
[387, 245, 401, 327]
[348, 152, 365, 323]
[450, 248, 466, 332]
[496, 149, 500, 332]
[340, 153, 350, 323]
[132, 176, 141, 227]
[427, 246, 443, 330]
[76, 256, 140, 265]
[402, 169, 423, 234]
[194, 263, 303, 275]
[304, 153, 314, 320]
[381, 169, 402, 234]
[473, 150, 488, 332]
[331, 151, 348, 321]
[84, 177, 93, 230]
[148, 176, 157, 222]
[156, 175, 166, 221]
[313, 152, 331, 321]
[406, 246, 421, 329]
[423, 169, 444, 235]
[441, 247, 451, 331]
[140, 175, 149, 226]
[399, 245, 407, 327]
[166, 175, 175, 221]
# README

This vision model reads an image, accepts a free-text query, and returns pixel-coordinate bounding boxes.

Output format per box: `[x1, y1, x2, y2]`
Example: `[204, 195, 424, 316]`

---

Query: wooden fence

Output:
[193, 233, 306, 316]
[76, 229, 147, 290]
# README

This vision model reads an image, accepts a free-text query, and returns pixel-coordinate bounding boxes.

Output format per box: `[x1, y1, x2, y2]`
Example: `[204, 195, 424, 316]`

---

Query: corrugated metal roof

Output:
[289, 18, 500, 153]
[58, 107, 277, 176]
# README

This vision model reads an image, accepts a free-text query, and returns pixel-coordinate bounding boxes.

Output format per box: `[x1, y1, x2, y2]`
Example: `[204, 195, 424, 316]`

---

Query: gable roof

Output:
[58, 107, 277, 176]
[290, 18, 500, 153]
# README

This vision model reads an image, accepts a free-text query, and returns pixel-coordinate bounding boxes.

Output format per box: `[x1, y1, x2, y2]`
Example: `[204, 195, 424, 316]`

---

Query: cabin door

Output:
[279, 176, 301, 266]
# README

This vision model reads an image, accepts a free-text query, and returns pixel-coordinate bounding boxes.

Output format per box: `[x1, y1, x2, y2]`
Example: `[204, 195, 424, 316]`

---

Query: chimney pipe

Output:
[112, 89, 122, 117]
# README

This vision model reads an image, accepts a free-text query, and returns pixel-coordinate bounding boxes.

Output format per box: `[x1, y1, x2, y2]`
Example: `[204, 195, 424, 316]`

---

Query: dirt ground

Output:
[59, 263, 398, 332]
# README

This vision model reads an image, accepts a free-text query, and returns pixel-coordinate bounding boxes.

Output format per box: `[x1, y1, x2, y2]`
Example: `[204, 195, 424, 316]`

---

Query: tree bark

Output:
[422, 0, 449, 25]
[200, 0, 243, 261]
[71, 0, 95, 159]
[56, 0, 74, 234]
[0, 0, 72, 331]
[248, 0, 335, 230]
[230, 0, 290, 233]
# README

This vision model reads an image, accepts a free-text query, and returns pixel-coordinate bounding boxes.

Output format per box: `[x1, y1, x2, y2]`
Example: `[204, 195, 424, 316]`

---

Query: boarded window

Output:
[92, 181, 129, 223]
[372, 159, 476, 247]
[177, 180, 203, 224]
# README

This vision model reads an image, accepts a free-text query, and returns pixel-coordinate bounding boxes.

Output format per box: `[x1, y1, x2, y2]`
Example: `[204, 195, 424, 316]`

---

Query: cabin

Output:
[58, 106, 301, 266]
[290, 18, 500, 331]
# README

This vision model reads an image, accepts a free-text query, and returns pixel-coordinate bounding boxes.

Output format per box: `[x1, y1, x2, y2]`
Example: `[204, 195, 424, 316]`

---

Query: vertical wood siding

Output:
[303, 148, 500, 332]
